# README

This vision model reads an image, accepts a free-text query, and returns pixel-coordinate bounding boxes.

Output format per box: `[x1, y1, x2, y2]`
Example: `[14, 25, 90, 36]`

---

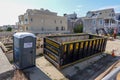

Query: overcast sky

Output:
[0, 0, 120, 26]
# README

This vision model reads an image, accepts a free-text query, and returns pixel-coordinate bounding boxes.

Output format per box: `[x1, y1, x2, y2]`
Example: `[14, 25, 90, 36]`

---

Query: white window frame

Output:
[92, 20, 96, 25]
[99, 19, 103, 25]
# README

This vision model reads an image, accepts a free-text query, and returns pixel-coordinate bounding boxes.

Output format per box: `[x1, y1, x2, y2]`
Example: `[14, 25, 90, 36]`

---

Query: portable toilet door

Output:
[22, 35, 36, 69]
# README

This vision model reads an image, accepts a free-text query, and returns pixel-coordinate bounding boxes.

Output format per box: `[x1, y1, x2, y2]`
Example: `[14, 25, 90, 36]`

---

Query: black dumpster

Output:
[43, 33, 107, 69]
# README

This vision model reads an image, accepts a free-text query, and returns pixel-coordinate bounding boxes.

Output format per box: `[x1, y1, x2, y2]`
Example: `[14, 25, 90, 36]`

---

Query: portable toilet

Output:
[13, 32, 36, 69]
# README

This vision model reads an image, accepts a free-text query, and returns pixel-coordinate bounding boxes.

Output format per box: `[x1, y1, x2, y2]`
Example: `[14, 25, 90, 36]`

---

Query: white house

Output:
[83, 8, 116, 33]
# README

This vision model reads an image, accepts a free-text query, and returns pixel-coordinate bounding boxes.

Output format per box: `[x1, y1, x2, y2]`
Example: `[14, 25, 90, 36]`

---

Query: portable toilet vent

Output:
[13, 32, 36, 69]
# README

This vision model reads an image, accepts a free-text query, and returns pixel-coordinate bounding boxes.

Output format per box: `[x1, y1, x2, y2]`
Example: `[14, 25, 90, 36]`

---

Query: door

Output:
[22, 36, 35, 68]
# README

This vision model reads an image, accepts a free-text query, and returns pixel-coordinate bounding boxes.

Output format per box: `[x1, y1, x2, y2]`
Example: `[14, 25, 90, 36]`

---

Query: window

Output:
[19, 20, 21, 23]
[25, 19, 28, 22]
[54, 20, 56, 23]
[118, 15, 120, 20]
[41, 27, 44, 31]
[109, 14, 111, 16]
[60, 20, 62, 24]
[31, 18, 33, 22]
[26, 27, 28, 30]
[56, 27, 59, 31]
[112, 14, 114, 17]
[99, 19, 103, 25]
[112, 10, 114, 12]
[61, 26, 65, 30]
[93, 20, 96, 25]
[61, 26, 63, 30]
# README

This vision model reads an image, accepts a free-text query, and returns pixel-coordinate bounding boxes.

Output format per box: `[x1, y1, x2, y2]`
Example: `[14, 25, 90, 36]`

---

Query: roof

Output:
[74, 18, 83, 23]
[26, 9, 57, 16]
[13, 32, 36, 38]
[85, 8, 115, 19]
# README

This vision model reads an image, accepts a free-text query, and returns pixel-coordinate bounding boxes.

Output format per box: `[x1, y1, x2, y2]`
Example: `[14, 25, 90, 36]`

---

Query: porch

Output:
[104, 19, 116, 28]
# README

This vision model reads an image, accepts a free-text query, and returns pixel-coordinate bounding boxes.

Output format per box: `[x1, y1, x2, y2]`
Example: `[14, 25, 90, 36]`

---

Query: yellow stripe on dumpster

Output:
[46, 39, 59, 48]
[76, 43, 79, 49]
[81, 42, 84, 48]
[93, 40, 96, 45]
[90, 41, 92, 47]
[70, 44, 73, 51]
[64, 45, 67, 52]
[46, 46, 58, 54]
[86, 41, 88, 47]
[47, 53, 57, 62]
[96, 40, 99, 45]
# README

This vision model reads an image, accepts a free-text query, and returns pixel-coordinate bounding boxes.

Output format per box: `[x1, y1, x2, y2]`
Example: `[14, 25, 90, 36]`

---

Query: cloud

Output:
[0, 1, 35, 26]
[75, 5, 83, 11]
[76, 5, 83, 8]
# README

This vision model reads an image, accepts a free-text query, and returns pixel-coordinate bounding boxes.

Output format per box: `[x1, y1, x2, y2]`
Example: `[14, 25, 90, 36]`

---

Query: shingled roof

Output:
[85, 8, 115, 19]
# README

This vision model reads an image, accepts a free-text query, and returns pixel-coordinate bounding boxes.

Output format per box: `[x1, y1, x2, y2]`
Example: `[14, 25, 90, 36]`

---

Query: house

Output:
[18, 9, 68, 34]
[83, 8, 116, 34]
[115, 13, 120, 33]
[64, 12, 83, 33]
[64, 12, 77, 32]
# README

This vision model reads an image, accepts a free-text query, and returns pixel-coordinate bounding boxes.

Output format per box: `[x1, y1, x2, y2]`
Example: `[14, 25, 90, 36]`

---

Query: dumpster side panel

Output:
[44, 38, 61, 68]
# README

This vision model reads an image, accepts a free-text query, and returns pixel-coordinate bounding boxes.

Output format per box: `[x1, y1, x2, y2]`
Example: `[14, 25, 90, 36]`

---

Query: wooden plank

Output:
[95, 60, 120, 80]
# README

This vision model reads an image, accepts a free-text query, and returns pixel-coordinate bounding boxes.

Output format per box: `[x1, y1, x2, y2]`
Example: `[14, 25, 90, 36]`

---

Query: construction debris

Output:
[12, 70, 28, 80]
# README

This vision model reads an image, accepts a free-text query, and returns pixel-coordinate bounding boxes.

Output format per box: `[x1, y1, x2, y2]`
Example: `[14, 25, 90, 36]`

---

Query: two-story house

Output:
[64, 12, 83, 33]
[115, 13, 120, 33]
[83, 8, 116, 34]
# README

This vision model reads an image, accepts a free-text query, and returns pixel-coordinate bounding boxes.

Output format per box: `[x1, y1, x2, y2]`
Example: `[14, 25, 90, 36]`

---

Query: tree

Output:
[6, 27, 12, 31]
[74, 24, 83, 33]
[0, 28, 3, 32]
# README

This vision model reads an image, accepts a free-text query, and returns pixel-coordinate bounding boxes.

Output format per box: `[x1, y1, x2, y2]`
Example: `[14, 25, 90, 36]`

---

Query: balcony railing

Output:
[104, 23, 116, 28]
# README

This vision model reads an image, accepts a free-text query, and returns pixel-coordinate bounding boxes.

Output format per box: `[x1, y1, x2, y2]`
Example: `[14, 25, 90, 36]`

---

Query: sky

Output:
[0, 0, 120, 26]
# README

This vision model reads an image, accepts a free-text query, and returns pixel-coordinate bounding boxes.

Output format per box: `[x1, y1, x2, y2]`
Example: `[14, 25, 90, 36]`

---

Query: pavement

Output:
[0, 47, 13, 80]
[23, 67, 51, 80]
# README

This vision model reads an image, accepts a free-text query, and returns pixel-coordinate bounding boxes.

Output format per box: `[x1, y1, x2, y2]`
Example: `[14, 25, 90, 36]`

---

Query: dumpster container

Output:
[13, 32, 36, 69]
[43, 33, 107, 69]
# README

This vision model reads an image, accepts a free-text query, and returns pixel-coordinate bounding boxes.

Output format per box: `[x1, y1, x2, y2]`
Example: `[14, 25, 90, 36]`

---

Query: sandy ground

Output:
[36, 57, 67, 80]
[106, 39, 120, 55]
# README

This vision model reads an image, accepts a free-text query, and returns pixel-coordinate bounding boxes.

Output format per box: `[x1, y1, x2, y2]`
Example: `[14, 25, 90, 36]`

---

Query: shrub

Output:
[6, 27, 12, 31]
[74, 24, 83, 33]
